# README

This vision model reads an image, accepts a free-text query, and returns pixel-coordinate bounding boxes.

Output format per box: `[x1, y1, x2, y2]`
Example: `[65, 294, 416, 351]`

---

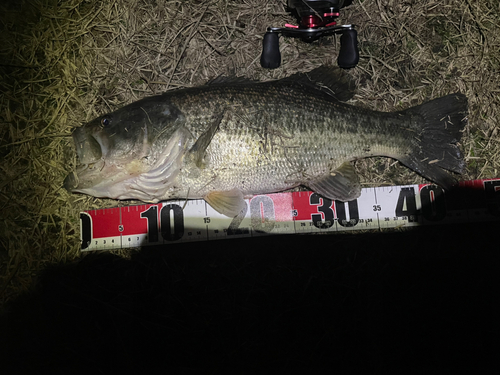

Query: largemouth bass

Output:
[64, 67, 467, 217]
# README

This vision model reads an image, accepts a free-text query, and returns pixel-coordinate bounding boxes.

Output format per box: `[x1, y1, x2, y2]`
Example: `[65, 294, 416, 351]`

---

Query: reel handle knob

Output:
[260, 32, 281, 69]
[338, 28, 359, 69]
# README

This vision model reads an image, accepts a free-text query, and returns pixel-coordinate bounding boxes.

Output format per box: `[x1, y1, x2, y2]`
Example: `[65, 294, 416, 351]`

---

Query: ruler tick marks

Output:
[79, 179, 500, 251]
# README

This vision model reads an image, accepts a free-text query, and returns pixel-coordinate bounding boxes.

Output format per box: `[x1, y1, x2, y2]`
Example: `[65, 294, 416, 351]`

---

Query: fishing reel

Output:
[261, 0, 359, 69]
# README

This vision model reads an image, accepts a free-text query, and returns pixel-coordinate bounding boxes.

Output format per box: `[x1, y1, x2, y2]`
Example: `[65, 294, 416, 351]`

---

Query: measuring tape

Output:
[79, 179, 500, 251]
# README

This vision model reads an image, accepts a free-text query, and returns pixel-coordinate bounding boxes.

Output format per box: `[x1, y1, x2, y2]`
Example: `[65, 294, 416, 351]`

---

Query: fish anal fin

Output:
[204, 189, 247, 218]
[308, 162, 361, 202]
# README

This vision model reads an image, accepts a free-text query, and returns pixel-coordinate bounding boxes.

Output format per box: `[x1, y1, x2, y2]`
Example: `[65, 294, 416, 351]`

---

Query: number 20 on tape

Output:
[79, 180, 500, 251]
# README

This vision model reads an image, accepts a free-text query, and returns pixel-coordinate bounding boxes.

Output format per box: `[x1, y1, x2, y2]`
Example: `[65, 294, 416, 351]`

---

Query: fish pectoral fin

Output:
[188, 111, 225, 168]
[308, 162, 361, 202]
[204, 189, 247, 218]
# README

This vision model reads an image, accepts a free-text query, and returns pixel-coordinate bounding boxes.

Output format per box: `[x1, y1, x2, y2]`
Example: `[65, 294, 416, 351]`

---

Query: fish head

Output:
[64, 98, 189, 199]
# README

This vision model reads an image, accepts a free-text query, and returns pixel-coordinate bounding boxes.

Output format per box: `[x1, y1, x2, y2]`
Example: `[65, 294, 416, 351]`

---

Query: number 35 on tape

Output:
[79, 179, 500, 251]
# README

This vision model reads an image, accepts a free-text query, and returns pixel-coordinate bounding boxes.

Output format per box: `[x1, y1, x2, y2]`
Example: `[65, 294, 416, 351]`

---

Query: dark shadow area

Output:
[1, 221, 498, 373]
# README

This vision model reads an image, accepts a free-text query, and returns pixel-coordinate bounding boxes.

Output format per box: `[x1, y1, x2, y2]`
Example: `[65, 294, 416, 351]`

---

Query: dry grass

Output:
[1, 0, 499, 303]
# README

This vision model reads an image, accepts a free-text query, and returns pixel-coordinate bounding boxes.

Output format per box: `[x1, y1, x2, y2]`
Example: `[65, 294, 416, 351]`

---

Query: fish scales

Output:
[168, 83, 409, 191]
[64, 66, 467, 217]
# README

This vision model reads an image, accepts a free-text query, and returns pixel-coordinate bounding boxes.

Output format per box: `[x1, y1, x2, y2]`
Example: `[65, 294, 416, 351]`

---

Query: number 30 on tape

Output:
[79, 179, 500, 251]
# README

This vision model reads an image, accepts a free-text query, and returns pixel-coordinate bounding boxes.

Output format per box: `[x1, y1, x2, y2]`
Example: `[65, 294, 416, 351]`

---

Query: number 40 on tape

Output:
[79, 179, 500, 251]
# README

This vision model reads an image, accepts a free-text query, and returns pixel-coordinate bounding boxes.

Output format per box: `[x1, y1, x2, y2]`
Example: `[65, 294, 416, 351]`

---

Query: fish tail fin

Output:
[399, 93, 468, 189]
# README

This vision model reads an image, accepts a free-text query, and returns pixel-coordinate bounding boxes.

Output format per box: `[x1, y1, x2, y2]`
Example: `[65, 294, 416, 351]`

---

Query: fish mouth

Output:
[73, 127, 103, 165]
[63, 160, 106, 191]
[64, 127, 106, 191]
[63, 169, 78, 191]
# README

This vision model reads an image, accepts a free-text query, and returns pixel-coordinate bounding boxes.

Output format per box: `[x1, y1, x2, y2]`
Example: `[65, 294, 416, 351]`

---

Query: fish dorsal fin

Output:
[208, 66, 355, 102]
[204, 189, 247, 217]
[281, 66, 356, 102]
[188, 112, 225, 168]
[208, 75, 257, 86]
[308, 162, 361, 202]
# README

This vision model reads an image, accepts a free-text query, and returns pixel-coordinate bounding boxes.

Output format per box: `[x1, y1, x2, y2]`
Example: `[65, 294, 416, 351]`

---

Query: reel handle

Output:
[338, 28, 359, 69]
[260, 32, 281, 69]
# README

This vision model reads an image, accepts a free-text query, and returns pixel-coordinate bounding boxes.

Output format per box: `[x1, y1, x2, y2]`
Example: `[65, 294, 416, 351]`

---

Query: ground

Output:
[0, 0, 498, 371]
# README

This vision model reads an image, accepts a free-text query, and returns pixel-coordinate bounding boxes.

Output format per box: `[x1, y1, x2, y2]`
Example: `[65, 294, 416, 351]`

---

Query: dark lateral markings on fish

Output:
[65, 66, 468, 220]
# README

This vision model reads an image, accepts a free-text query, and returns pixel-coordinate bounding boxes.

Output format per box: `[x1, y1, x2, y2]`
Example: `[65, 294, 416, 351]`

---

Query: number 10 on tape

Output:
[79, 179, 500, 251]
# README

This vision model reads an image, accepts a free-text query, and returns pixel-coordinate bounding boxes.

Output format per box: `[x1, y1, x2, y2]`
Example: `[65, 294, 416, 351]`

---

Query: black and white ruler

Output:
[79, 179, 500, 251]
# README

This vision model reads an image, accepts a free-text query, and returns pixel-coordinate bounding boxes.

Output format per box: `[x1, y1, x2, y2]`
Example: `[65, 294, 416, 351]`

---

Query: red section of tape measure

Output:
[121, 204, 160, 236]
[89, 208, 121, 238]
[80, 179, 500, 250]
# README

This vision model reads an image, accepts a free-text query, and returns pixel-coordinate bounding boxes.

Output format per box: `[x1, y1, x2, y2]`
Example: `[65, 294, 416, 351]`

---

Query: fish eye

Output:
[101, 116, 111, 127]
